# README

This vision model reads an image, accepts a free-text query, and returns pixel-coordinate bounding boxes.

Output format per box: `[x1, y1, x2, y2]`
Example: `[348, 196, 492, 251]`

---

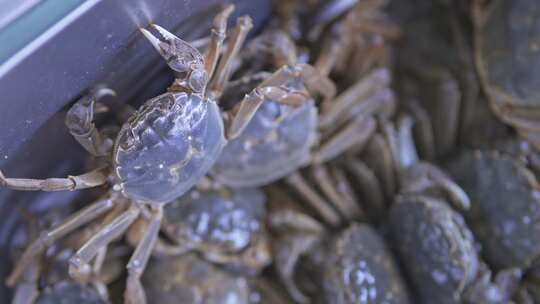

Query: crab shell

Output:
[446, 150, 540, 270]
[113, 92, 225, 203]
[476, 0, 540, 107]
[211, 98, 318, 188]
[142, 254, 250, 304]
[324, 224, 411, 304]
[163, 187, 270, 272]
[389, 196, 479, 304]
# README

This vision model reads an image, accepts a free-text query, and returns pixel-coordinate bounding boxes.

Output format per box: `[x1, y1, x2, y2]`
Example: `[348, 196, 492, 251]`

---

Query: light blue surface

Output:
[0, 0, 85, 63]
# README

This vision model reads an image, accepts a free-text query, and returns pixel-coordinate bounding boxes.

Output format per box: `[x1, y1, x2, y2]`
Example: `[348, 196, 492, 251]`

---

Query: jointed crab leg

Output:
[312, 165, 362, 221]
[389, 115, 471, 211]
[125, 205, 163, 304]
[269, 207, 324, 304]
[69, 206, 140, 279]
[65, 87, 116, 157]
[285, 172, 341, 227]
[0, 166, 109, 192]
[204, 4, 235, 78]
[6, 196, 116, 286]
[224, 66, 310, 140]
[313, 116, 375, 163]
[11, 261, 39, 304]
[319, 68, 390, 127]
[210, 15, 254, 95]
[345, 159, 386, 218]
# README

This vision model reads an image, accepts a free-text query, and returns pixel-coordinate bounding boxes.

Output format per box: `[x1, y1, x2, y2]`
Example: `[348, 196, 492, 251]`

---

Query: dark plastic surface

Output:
[0, 0, 270, 300]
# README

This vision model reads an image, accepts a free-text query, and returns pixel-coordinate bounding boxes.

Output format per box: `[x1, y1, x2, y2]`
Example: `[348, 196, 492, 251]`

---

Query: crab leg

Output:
[364, 133, 398, 200]
[285, 172, 341, 226]
[69, 206, 140, 280]
[313, 116, 375, 164]
[210, 15, 253, 96]
[11, 261, 39, 304]
[6, 196, 116, 286]
[345, 159, 386, 219]
[204, 4, 235, 78]
[0, 166, 108, 192]
[125, 205, 163, 304]
[319, 68, 390, 127]
[65, 87, 116, 156]
[295, 64, 336, 106]
[269, 206, 325, 304]
[402, 163, 471, 211]
[311, 164, 363, 221]
[274, 234, 320, 304]
[224, 67, 309, 140]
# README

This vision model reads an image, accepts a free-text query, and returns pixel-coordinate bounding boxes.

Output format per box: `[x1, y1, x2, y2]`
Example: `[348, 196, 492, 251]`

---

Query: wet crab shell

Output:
[211, 99, 318, 188]
[446, 150, 540, 270]
[163, 187, 266, 254]
[113, 92, 225, 202]
[476, 0, 540, 106]
[324, 224, 411, 304]
[142, 254, 250, 304]
[36, 281, 109, 304]
[389, 196, 479, 304]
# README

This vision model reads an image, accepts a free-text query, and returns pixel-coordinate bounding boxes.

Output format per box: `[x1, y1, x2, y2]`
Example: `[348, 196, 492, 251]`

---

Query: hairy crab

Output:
[386, 115, 518, 303]
[127, 187, 270, 274]
[267, 187, 410, 303]
[446, 147, 540, 301]
[473, 0, 540, 151]
[0, 5, 272, 303]
[141, 254, 250, 304]
[8, 207, 124, 304]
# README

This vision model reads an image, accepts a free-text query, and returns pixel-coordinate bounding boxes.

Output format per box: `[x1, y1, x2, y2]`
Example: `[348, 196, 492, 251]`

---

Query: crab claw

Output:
[140, 24, 203, 72]
[139, 26, 170, 57]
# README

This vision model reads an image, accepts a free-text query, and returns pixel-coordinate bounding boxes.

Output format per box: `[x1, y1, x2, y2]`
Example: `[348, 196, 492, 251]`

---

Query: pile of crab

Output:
[3, 0, 540, 303]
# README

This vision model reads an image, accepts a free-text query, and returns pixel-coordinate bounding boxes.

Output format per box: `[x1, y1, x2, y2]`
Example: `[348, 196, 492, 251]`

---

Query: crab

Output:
[384, 114, 521, 303]
[473, 0, 540, 151]
[265, 187, 410, 303]
[390, 0, 481, 159]
[0, 5, 286, 303]
[208, 26, 395, 226]
[322, 224, 411, 304]
[317, 0, 400, 84]
[127, 187, 271, 274]
[446, 148, 540, 301]
[141, 254, 250, 304]
[7, 207, 124, 304]
[270, 0, 398, 83]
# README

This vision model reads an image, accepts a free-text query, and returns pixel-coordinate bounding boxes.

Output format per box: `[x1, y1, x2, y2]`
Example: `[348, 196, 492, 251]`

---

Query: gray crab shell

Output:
[324, 224, 411, 304]
[389, 197, 479, 304]
[142, 254, 250, 304]
[211, 99, 318, 188]
[164, 187, 266, 253]
[446, 150, 540, 270]
[477, 0, 540, 106]
[113, 92, 225, 202]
